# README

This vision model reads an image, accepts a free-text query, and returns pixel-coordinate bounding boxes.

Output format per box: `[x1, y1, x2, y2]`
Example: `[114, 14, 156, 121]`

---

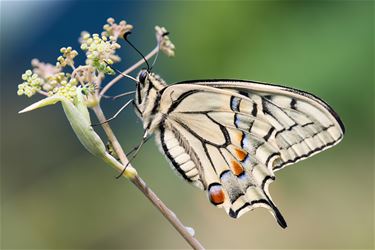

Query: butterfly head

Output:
[134, 70, 167, 120]
[135, 69, 151, 107]
[138, 69, 149, 85]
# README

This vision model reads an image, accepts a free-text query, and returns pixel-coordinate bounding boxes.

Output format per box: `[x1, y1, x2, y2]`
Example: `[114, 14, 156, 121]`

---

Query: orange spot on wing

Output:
[231, 160, 244, 176]
[234, 148, 248, 162]
[236, 131, 243, 144]
[208, 185, 225, 205]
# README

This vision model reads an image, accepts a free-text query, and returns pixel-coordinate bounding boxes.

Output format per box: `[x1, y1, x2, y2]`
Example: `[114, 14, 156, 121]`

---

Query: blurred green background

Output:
[1, 1, 373, 249]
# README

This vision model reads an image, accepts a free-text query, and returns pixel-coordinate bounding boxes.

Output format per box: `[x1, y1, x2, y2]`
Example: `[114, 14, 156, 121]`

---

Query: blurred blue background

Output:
[1, 1, 373, 249]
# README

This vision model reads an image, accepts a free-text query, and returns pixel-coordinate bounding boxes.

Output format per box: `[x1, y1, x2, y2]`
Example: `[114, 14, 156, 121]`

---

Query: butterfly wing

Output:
[154, 81, 344, 228]
[179, 79, 345, 171]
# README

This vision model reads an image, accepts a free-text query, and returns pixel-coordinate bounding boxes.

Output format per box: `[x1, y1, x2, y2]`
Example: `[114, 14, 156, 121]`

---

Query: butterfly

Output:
[130, 68, 345, 229]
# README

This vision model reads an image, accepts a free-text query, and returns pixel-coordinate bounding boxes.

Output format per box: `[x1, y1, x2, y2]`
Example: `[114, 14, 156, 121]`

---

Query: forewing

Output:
[174, 80, 345, 171]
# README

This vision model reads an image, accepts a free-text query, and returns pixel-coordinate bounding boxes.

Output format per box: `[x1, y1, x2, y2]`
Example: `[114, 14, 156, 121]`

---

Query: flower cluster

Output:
[31, 59, 61, 79]
[50, 78, 79, 102]
[17, 70, 43, 97]
[18, 18, 175, 104]
[78, 18, 131, 75]
[102, 17, 133, 40]
[17, 65, 81, 101]
[57, 47, 78, 68]
[80, 33, 120, 75]
[43, 72, 66, 92]
[155, 26, 175, 57]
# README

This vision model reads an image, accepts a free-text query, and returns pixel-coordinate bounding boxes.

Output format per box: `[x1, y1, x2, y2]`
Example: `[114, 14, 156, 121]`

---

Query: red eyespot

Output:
[208, 184, 225, 205]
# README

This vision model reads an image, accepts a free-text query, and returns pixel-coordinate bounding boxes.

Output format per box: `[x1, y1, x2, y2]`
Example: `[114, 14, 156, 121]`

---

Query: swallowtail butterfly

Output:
[132, 69, 344, 228]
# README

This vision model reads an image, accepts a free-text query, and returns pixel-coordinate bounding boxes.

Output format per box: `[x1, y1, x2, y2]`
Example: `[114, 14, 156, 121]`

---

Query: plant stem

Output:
[99, 46, 159, 99]
[92, 105, 205, 250]
[37, 90, 49, 97]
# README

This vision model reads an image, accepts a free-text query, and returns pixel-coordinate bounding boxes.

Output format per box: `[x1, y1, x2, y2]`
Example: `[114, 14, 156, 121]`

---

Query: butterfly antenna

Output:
[123, 31, 150, 71]
[150, 31, 169, 71]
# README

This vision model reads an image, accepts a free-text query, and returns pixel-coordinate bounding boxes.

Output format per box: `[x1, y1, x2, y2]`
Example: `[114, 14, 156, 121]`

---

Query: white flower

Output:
[17, 69, 43, 97]
[31, 59, 61, 79]
[56, 47, 78, 68]
[155, 26, 175, 57]
[80, 33, 119, 74]
[102, 17, 133, 40]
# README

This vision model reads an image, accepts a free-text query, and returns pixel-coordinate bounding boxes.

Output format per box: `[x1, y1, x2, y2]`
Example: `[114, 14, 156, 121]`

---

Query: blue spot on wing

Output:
[230, 96, 241, 111]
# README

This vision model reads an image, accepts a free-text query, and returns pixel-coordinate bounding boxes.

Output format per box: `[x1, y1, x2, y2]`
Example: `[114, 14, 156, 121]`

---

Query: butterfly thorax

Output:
[134, 71, 168, 132]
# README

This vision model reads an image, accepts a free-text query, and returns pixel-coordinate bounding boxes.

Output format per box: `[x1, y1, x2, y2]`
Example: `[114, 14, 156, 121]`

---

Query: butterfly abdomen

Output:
[157, 124, 206, 189]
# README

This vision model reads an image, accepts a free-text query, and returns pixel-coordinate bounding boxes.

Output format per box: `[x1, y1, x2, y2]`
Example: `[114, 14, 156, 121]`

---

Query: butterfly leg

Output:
[115, 131, 150, 179]
[125, 136, 151, 156]
[91, 99, 133, 126]
[99, 91, 136, 100]
[112, 91, 136, 100]
[103, 60, 138, 83]
[107, 137, 151, 161]
[100, 94, 114, 99]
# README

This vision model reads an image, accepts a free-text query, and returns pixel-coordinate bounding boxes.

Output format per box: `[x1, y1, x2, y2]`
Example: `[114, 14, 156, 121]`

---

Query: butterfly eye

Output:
[139, 70, 148, 84]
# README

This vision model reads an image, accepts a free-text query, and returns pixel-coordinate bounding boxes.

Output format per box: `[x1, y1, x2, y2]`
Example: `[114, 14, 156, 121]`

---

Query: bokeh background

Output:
[1, 1, 374, 249]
